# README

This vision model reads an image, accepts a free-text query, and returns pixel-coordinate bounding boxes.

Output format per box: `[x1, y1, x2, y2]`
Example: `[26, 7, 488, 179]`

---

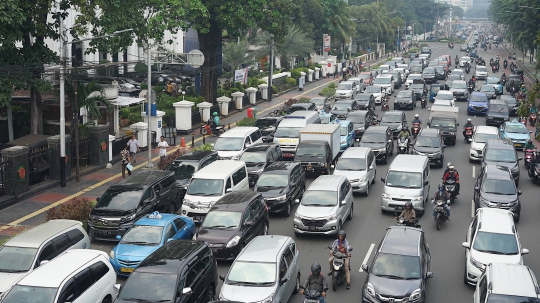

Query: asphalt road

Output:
[92, 41, 540, 303]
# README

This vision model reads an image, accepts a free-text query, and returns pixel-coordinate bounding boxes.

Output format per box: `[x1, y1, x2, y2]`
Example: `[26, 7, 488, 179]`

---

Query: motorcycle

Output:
[520, 117, 528, 125]
[529, 113, 537, 126]
[444, 179, 457, 204]
[432, 199, 449, 231]
[525, 149, 535, 169]
[301, 289, 324, 303]
[510, 86, 517, 97]
[381, 97, 389, 111]
[464, 126, 473, 143]
[529, 163, 540, 184]
[397, 137, 409, 154]
[492, 65, 497, 73]
[484, 46, 487, 51]
[504, 61, 508, 69]
[465, 66, 470, 74]
[328, 246, 352, 291]
[395, 217, 421, 228]
[412, 123, 421, 138]
[512, 53, 516, 60]
[200, 119, 225, 136]
[421, 97, 426, 108]
[495, 43, 498, 48]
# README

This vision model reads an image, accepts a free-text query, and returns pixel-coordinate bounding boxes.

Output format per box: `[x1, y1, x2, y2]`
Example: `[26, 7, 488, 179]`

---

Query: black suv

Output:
[115, 240, 218, 303]
[348, 109, 377, 140]
[474, 165, 522, 221]
[354, 93, 376, 110]
[412, 128, 445, 168]
[360, 126, 394, 164]
[254, 161, 306, 216]
[433, 65, 447, 80]
[482, 139, 521, 186]
[379, 111, 407, 138]
[421, 67, 438, 84]
[88, 170, 179, 241]
[485, 99, 509, 126]
[361, 226, 432, 303]
[288, 102, 316, 114]
[394, 90, 416, 110]
[237, 143, 283, 186]
[255, 116, 283, 143]
[331, 100, 358, 119]
[409, 83, 427, 100]
[169, 151, 219, 197]
[196, 191, 270, 260]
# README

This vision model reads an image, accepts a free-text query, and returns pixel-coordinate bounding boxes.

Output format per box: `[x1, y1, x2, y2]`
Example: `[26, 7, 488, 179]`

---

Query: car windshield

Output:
[337, 83, 352, 90]
[430, 118, 456, 128]
[409, 75, 422, 81]
[334, 102, 352, 111]
[202, 211, 242, 229]
[490, 104, 508, 113]
[118, 272, 176, 301]
[486, 294, 540, 303]
[95, 187, 143, 210]
[485, 149, 516, 163]
[423, 68, 435, 74]
[348, 114, 365, 123]
[482, 179, 516, 195]
[169, 160, 199, 179]
[415, 136, 441, 147]
[505, 124, 528, 134]
[410, 85, 424, 90]
[257, 174, 289, 188]
[437, 93, 453, 100]
[255, 119, 276, 129]
[374, 78, 391, 84]
[121, 225, 164, 245]
[355, 95, 370, 101]
[386, 171, 422, 188]
[461, 57, 471, 62]
[381, 114, 402, 123]
[364, 87, 380, 93]
[2, 285, 58, 303]
[310, 98, 326, 106]
[477, 67, 487, 72]
[370, 253, 421, 279]
[451, 81, 467, 89]
[240, 151, 266, 164]
[335, 158, 366, 170]
[187, 178, 224, 196]
[486, 77, 500, 84]
[227, 261, 276, 285]
[448, 74, 461, 80]
[213, 137, 244, 151]
[0, 246, 38, 272]
[340, 125, 350, 136]
[361, 133, 386, 144]
[275, 127, 302, 138]
[297, 145, 325, 157]
[473, 133, 499, 143]
[397, 91, 411, 98]
[301, 190, 338, 206]
[481, 86, 495, 92]
[471, 95, 488, 103]
[503, 98, 517, 105]
[473, 231, 519, 255]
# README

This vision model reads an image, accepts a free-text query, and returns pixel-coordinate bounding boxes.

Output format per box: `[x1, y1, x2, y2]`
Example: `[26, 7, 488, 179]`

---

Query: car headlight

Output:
[365, 282, 376, 297]
[408, 100, 413, 103]
[382, 193, 390, 199]
[226, 236, 241, 248]
[357, 127, 365, 131]
[255, 168, 264, 174]
[359, 175, 367, 182]
[110, 250, 115, 259]
[120, 213, 136, 223]
[184, 199, 195, 208]
[411, 196, 423, 202]
[479, 196, 489, 205]
[349, 179, 360, 183]
[275, 195, 288, 201]
[325, 214, 337, 220]
[409, 288, 422, 301]
[470, 256, 484, 270]
[449, 132, 455, 136]
[231, 156, 240, 160]
[294, 213, 302, 219]
[259, 294, 273, 303]
[341, 140, 347, 144]
[218, 293, 225, 300]
[511, 166, 519, 173]
[508, 200, 518, 207]
[397, 124, 402, 130]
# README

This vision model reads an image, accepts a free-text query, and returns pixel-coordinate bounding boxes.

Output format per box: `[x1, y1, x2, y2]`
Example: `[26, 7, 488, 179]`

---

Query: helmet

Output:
[415, 114, 419, 118]
[405, 201, 413, 209]
[438, 183, 445, 192]
[403, 126, 408, 130]
[528, 139, 533, 144]
[447, 162, 453, 168]
[338, 230, 346, 239]
[448, 165, 455, 173]
[213, 112, 218, 116]
[311, 263, 321, 276]
[467, 118, 472, 123]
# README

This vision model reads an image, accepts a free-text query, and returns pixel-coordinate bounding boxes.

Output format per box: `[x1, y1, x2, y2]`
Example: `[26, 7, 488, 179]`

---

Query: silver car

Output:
[293, 175, 354, 235]
[219, 235, 300, 303]
[333, 147, 377, 195]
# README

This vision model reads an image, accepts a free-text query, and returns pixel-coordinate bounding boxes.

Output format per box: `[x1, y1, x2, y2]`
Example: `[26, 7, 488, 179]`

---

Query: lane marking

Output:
[471, 200, 475, 218]
[472, 165, 475, 178]
[360, 243, 375, 272]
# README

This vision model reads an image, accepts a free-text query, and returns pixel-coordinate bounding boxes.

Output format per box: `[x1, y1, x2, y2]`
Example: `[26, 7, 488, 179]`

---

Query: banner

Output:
[323, 34, 331, 52]
[234, 68, 249, 84]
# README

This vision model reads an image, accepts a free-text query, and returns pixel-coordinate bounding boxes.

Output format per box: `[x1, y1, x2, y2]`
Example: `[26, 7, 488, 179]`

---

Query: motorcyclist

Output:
[463, 118, 474, 137]
[412, 114, 422, 125]
[520, 85, 528, 94]
[395, 201, 417, 225]
[442, 165, 460, 195]
[301, 263, 328, 303]
[328, 230, 351, 289]
[503, 59, 508, 68]
[398, 126, 411, 152]
[525, 139, 536, 150]
[432, 183, 451, 220]
[455, 55, 459, 64]
[212, 112, 220, 135]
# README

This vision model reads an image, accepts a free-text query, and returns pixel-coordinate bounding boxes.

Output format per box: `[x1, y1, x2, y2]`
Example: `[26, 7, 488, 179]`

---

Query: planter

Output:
[120, 118, 129, 127]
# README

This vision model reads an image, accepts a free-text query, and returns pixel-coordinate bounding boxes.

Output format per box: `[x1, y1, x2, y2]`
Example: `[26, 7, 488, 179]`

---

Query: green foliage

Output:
[236, 117, 257, 126]
[257, 80, 267, 86]
[140, 82, 148, 90]
[135, 63, 147, 74]
[286, 77, 297, 88]
[185, 95, 206, 111]
[222, 40, 253, 72]
[517, 83, 540, 117]
[120, 108, 130, 119]
[46, 197, 96, 230]
[230, 88, 239, 94]
[158, 147, 190, 170]
[299, 97, 311, 103]
[420, 43, 429, 48]
[490, 0, 539, 52]
[319, 87, 336, 97]
[272, 86, 277, 94]
[156, 93, 178, 127]
[0, 105, 30, 139]
[328, 82, 337, 89]
[290, 69, 301, 80]
[194, 143, 213, 151]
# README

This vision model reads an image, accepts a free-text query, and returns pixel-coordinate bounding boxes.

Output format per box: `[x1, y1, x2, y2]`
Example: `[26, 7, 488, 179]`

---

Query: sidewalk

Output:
[500, 43, 539, 85]
[0, 56, 388, 241]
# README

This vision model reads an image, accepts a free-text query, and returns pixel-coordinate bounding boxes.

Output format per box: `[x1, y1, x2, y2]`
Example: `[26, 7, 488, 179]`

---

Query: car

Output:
[255, 116, 284, 143]
[288, 102, 316, 114]
[195, 191, 269, 260]
[459, 56, 472, 67]
[445, 74, 462, 90]
[474, 66, 488, 80]
[500, 96, 519, 116]
[451, 68, 465, 80]
[218, 236, 300, 303]
[421, 46, 431, 54]
[320, 112, 337, 124]
[406, 74, 423, 88]
[236, 143, 283, 186]
[463, 208, 529, 285]
[433, 90, 455, 106]
[506, 74, 523, 91]
[293, 175, 353, 235]
[380, 111, 407, 139]
[358, 72, 373, 85]
[333, 147, 377, 195]
[394, 90, 416, 110]
[428, 84, 442, 102]
[309, 97, 332, 113]
[485, 76, 503, 94]
[254, 161, 306, 216]
[379, 64, 392, 72]
[485, 99, 510, 126]
[409, 65, 423, 75]
[473, 263, 540, 303]
[349, 110, 377, 139]
[440, 54, 451, 66]
[434, 65, 446, 80]
[385, 70, 403, 88]
[467, 92, 489, 116]
[500, 120, 532, 150]
[331, 100, 358, 120]
[482, 139, 521, 186]
[460, 44, 469, 51]
[168, 151, 219, 197]
[394, 68, 407, 83]
[373, 75, 394, 95]
[469, 126, 500, 162]
[361, 226, 432, 303]
[474, 164, 522, 221]
[110, 212, 196, 276]
[479, 85, 497, 99]
[359, 126, 394, 164]
[433, 99, 453, 107]
[334, 81, 357, 100]
[410, 83, 427, 101]
[411, 128, 445, 167]
[354, 93, 376, 110]
[115, 240, 218, 303]
[449, 80, 468, 100]
[212, 127, 263, 159]
[348, 77, 366, 93]
[339, 120, 356, 151]
[364, 85, 384, 104]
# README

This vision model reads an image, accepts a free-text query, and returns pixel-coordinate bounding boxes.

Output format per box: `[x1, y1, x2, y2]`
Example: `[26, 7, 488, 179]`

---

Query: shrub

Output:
[272, 85, 277, 93]
[286, 77, 297, 88]
[315, 63, 322, 68]
[194, 143, 213, 151]
[257, 80, 267, 85]
[290, 69, 301, 80]
[242, 84, 248, 89]
[236, 117, 257, 127]
[134, 63, 147, 73]
[230, 88, 239, 94]
[420, 43, 428, 47]
[46, 197, 95, 230]
[308, 65, 315, 70]
[234, 82, 243, 90]
[299, 97, 311, 103]
[158, 147, 190, 170]
[301, 67, 309, 73]
[328, 82, 337, 89]
[319, 87, 336, 97]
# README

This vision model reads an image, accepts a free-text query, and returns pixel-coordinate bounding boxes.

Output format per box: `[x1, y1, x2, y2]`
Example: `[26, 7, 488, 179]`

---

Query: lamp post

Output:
[182, 91, 186, 101]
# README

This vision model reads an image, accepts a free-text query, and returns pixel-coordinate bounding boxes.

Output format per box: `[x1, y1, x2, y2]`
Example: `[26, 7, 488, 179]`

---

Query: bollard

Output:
[191, 134, 195, 147]
[228, 124, 231, 130]
[181, 136, 186, 147]
[173, 132, 176, 145]
[203, 134, 206, 144]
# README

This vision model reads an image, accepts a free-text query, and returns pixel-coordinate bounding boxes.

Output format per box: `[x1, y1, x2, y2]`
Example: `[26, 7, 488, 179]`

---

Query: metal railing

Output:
[0, 158, 7, 197]
[29, 146, 53, 186]
[70, 136, 94, 172]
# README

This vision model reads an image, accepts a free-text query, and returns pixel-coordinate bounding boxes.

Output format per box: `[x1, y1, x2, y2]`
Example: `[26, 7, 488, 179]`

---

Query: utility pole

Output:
[73, 58, 80, 182]
[436, 0, 440, 36]
[59, 20, 67, 187]
[397, 26, 400, 51]
[268, 36, 274, 101]
[147, 46, 154, 168]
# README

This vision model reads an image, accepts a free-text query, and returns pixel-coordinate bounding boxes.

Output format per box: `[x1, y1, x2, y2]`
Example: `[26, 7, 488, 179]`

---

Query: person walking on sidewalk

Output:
[158, 136, 169, 160]
[127, 134, 140, 164]
[120, 146, 132, 178]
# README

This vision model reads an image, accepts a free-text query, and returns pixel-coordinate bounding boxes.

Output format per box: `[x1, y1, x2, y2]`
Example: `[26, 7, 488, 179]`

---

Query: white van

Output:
[181, 160, 248, 222]
[273, 111, 321, 159]
[469, 125, 500, 161]
[212, 127, 263, 159]
[0, 249, 117, 303]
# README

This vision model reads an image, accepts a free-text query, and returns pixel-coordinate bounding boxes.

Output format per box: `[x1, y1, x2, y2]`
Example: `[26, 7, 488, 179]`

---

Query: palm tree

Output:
[222, 40, 252, 71]
[254, 25, 315, 69]
[67, 80, 111, 137]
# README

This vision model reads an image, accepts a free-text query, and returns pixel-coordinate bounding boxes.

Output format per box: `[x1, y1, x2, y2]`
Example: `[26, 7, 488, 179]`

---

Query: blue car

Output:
[339, 120, 355, 151]
[500, 120, 532, 150]
[485, 76, 503, 95]
[109, 212, 195, 276]
[467, 92, 489, 116]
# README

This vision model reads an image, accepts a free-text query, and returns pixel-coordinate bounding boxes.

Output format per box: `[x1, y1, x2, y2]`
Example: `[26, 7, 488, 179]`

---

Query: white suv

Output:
[334, 81, 357, 101]
[373, 75, 394, 95]
[462, 208, 529, 285]
[474, 263, 540, 302]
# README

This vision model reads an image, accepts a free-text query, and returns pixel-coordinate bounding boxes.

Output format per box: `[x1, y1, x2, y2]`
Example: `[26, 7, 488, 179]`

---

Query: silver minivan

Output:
[380, 155, 430, 215]
[333, 147, 377, 195]
[293, 175, 353, 235]
[219, 235, 300, 303]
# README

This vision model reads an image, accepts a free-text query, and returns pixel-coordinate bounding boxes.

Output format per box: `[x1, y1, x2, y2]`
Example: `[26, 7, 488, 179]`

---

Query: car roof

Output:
[220, 127, 259, 138]
[5, 220, 81, 248]
[437, 90, 453, 95]
[264, 161, 298, 174]
[380, 227, 421, 256]
[504, 121, 526, 127]
[307, 175, 346, 191]
[212, 191, 260, 211]
[174, 150, 217, 161]
[339, 81, 354, 85]
[341, 147, 370, 158]
[339, 120, 352, 126]
[291, 103, 313, 108]
[471, 92, 487, 97]
[335, 99, 354, 104]
[383, 111, 402, 116]
[418, 128, 440, 137]
[236, 235, 290, 262]
[348, 110, 369, 116]
[489, 264, 539, 297]
[477, 208, 515, 234]
[484, 164, 514, 180]
[243, 143, 277, 152]
[486, 139, 514, 150]
[388, 155, 428, 172]
[116, 170, 173, 187]
[193, 160, 245, 179]
[137, 240, 205, 274]
[365, 126, 390, 133]
[134, 213, 182, 226]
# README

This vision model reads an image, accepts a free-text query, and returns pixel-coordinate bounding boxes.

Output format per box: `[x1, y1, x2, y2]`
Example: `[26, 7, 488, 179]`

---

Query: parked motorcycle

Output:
[200, 119, 225, 136]
[412, 123, 421, 138]
[432, 199, 449, 231]
[395, 217, 421, 228]
[444, 179, 457, 204]
[301, 289, 324, 303]
[328, 246, 352, 291]
[525, 149, 535, 169]
[397, 137, 409, 154]
[464, 126, 473, 143]
[530, 113, 537, 126]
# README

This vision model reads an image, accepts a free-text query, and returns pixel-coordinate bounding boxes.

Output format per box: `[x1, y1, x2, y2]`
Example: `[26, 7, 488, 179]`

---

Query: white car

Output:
[397, 64, 410, 76]
[462, 208, 529, 285]
[475, 66, 488, 80]
[394, 68, 407, 83]
[364, 85, 384, 104]
[373, 75, 394, 95]
[433, 91, 455, 106]
[405, 74, 423, 89]
[333, 147, 376, 194]
[473, 263, 540, 303]
[334, 81, 357, 100]
[459, 56, 472, 67]
[451, 68, 465, 80]
[379, 64, 392, 72]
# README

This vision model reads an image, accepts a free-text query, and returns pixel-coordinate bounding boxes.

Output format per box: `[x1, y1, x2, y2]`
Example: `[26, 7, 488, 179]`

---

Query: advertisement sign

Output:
[234, 67, 249, 84]
[323, 34, 331, 52]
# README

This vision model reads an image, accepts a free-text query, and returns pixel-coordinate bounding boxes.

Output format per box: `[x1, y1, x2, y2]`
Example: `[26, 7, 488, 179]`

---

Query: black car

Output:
[394, 90, 416, 110]
[115, 240, 218, 303]
[237, 143, 283, 186]
[482, 139, 521, 186]
[386, 70, 402, 88]
[195, 191, 270, 260]
[254, 161, 306, 216]
[348, 110, 377, 140]
[421, 67, 438, 84]
[433, 65, 446, 80]
[474, 164, 522, 221]
[310, 97, 332, 113]
[361, 226, 432, 303]
[360, 126, 394, 164]
[421, 46, 431, 54]
[354, 93, 376, 110]
[485, 99, 509, 126]
[506, 74, 523, 91]
[295, 140, 334, 175]
[331, 100, 358, 119]
[500, 96, 518, 116]
[379, 111, 407, 138]
[169, 151, 219, 197]
[409, 65, 423, 74]
[412, 129, 445, 168]
[88, 170, 179, 241]
[409, 83, 427, 100]
[288, 102, 317, 114]
[255, 116, 283, 143]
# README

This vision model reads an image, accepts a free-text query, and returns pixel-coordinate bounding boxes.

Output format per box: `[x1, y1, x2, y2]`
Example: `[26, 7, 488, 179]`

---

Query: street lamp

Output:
[182, 91, 186, 101]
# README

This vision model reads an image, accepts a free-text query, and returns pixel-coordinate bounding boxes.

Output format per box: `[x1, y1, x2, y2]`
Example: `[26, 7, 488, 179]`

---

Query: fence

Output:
[191, 111, 202, 126]
[28, 146, 53, 186]
[70, 136, 94, 172]
[113, 132, 137, 157]
[0, 158, 7, 197]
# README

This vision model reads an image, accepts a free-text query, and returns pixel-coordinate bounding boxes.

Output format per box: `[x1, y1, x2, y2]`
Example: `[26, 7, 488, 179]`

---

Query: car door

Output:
[232, 167, 248, 190]
[140, 187, 156, 215]
[249, 198, 265, 235]
[274, 255, 289, 303]
[73, 268, 98, 303]
[337, 181, 348, 221]
[282, 245, 298, 299]
[367, 151, 376, 183]
[348, 122, 354, 144]
[35, 241, 57, 268]
[241, 206, 256, 244]
[159, 179, 174, 211]
[184, 258, 205, 303]
[163, 222, 177, 243]
[173, 217, 190, 239]
[88, 261, 111, 301]
[52, 233, 73, 257]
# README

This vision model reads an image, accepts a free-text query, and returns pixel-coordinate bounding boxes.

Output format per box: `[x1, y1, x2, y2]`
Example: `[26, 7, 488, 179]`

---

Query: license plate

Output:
[515, 143, 523, 147]
[394, 206, 405, 211]
[120, 267, 134, 273]
[306, 300, 319, 303]
[95, 230, 113, 236]
[308, 226, 319, 231]
[193, 216, 205, 222]
[283, 153, 293, 157]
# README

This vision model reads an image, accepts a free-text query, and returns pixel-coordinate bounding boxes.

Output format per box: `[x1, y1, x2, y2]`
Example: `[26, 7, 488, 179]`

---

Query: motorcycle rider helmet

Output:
[467, 118, 472, 123]
[528, 139, 533, 144]
[438, 183, 445, 193]
[415, 114, 419, 119]
[405, 201, 413, 209]
[447, 162, 453, 169]
[448, 165, 455, 173]
[338, 230, 346, 239]
[311, 263, 321, 276]
[213, 112, 218, 116]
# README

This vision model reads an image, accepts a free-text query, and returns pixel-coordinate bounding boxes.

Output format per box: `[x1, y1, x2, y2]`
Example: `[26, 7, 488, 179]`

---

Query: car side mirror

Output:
[369, 166, 374, 170]
[380, 177, 386, 183]
[167, 238, 174, 243]
[341, 200, 347, 205]
[462, 242, 470, 249]
[244, 221, 254, 227]
[182, 287, 193, 295]
[518, 190, 522, 196]
[40, 260, 49, 266]
[96, 197, 100, 202]
[522, 248, 529, 255]
[113, 284, 121, 292]
[280, 277, 289, 285]
[426, 272, 434, 279]
[226, 188, 233, 193]
[210, 143, 215, 147]
[424, 180, 429, 186]
[331, 165, 335, 169]
[347, 107, 351, 112]
[518, 157, 523, 161]
[219, 274, 225, 281]
[116, 235, 122, 240]
[361, 264, 369, 272]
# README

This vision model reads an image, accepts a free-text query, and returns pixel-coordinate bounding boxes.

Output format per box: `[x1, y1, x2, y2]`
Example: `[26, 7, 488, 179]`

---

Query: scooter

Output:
[397, 137, 409, 154]
[520, 117, 528, 125]
[328, 246, 352, 291]
[200, 120, 225, 136]
[395, 217, 421, 228]
[421, 97, 426, 108]
[444, 179, 457, 204]
[381, 98, 389, 111]
[525, 149, 535, 169]
[464, 126, 473, 143]
[529, 113, 537, 126]
[432, 199, 449, 231]
[412, 123, 421, 138]
[301, 289, 324, 303]
[504, 61, 508, 69]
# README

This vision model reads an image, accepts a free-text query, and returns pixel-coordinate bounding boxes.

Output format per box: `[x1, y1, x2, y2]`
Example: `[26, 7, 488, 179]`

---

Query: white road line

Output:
[360, 243, 375, 272]
[472, 165, 475, 178]
[471, 200, 475, 217]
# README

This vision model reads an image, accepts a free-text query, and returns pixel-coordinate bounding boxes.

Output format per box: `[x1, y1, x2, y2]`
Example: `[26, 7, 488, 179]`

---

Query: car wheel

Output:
[469, 158, 474, 163]
[102, 298, 112, 303]
[206, 286, 215, 303]
[347, 203, 354, 220]
[382, 154, 388, 164]
[283, 201, 292, 217]
[293, 273, 301, 294]
[514, 214, 520, 223]
[365, 184, 369, 196]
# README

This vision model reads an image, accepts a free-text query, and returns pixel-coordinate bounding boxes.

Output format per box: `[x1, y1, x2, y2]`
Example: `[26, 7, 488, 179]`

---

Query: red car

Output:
[358, 72, 373, 85]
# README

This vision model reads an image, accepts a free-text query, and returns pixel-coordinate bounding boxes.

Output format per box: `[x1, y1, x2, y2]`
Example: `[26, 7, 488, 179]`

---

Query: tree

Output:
[257, 25, 315, 69]
[222, 40, 252, 72]
[451, 6, 464, 19]
[349, 3, 392, 52]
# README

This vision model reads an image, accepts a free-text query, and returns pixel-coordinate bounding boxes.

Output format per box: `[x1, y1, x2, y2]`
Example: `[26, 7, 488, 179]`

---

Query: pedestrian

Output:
[120, 146, 131, 178]
[158, 75, 164, 84]
[127, 134, 140, 164]
[158, 136, 169, 159]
